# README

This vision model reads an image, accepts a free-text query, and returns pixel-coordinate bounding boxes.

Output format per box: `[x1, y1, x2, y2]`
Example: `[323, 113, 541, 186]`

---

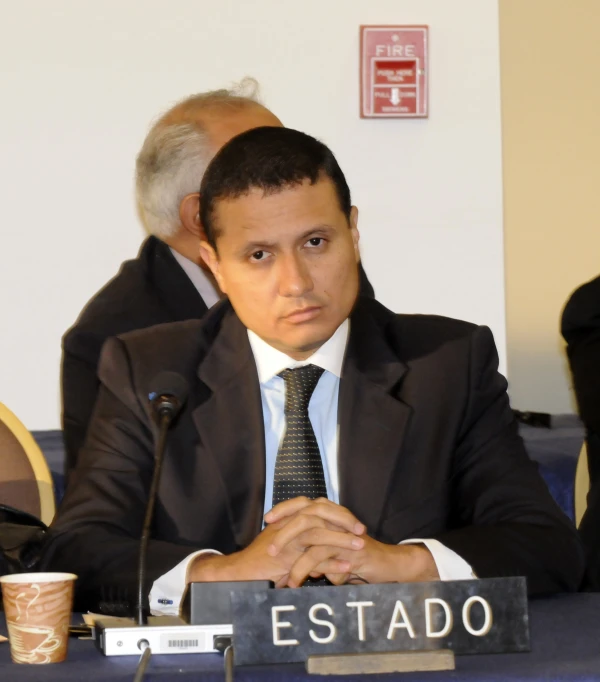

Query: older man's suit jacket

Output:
[61, 235, 377, 476]
[562, 273, 600, 589]
[45, 297, 584, 610]
[61, 237, 209, 476]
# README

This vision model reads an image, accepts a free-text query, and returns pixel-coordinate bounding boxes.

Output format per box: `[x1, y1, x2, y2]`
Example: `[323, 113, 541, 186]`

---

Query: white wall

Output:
[0, 0, 505, 428]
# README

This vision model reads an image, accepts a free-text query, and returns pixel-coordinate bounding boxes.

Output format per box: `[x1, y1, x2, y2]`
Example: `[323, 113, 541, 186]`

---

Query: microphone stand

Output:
[94, 376, 233, 660]
[133, 643, 151, 682]
[131, 409, 172, 680]
[137, 410, 171, 625]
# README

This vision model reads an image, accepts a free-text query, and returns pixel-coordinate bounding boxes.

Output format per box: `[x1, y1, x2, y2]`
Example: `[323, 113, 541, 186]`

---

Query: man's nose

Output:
[277, 252, 314, 297]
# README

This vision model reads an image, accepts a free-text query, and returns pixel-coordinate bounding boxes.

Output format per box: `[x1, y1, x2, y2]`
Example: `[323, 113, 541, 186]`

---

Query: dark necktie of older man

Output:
[272, 364, 327, 506]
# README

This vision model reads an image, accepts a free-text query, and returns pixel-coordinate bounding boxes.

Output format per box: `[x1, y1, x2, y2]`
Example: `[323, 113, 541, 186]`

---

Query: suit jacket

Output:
[61, 236, 208, 475]
[562, 273, 600, 589]
[45, 297, 583, 610]
[61, 235, 376, 475]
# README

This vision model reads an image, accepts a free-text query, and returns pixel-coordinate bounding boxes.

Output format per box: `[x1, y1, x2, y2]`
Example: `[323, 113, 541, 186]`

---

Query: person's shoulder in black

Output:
[61, 236, 208, 474]
[561, 273, 600, 462]
[562, 274, 600, 345]
[562, 273, 600, 590]
[63, 237, 207, 362]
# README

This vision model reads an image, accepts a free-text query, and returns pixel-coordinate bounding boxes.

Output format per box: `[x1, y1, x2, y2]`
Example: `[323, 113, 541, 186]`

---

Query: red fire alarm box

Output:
[360, 25, 428, 118]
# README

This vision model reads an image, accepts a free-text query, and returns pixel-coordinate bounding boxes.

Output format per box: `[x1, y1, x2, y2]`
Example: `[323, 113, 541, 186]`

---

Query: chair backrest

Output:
[575, 441, 590, 527]
[0, 403, 55, 525]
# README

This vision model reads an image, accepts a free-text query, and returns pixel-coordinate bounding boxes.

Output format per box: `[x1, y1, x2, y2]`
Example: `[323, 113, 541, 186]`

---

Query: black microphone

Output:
[148, 372, 189, 424]
[136, 372, 189, 626]
[95, 370, 241, 658]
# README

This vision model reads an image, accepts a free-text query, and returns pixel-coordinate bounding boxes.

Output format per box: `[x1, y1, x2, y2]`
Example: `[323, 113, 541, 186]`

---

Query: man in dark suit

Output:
[562, 274, 600, 589]
[61, 82, 376, 475]
[45, 127, 583, 614]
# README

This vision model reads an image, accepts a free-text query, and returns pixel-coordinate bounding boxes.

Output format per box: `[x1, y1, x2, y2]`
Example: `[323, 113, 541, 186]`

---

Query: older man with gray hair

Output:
[61, 79, 375, 478]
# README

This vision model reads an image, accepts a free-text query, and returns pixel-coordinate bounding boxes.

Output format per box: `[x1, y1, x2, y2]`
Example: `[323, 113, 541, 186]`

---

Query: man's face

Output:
[200, 177, 360, 360]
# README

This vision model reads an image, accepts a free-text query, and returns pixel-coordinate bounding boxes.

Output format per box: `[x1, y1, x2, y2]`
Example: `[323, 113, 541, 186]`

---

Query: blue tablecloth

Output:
[1, 594, 599, 681]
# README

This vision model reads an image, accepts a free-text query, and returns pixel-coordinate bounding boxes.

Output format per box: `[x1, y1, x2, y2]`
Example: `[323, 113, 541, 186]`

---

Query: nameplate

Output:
[230, 577, 529, 666]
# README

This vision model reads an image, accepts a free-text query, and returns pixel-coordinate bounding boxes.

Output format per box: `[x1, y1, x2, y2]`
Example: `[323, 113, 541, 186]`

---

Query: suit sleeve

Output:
[434, 326, 585, 594]
[44, 337, 199, 613]
[61, 328, 105, 478]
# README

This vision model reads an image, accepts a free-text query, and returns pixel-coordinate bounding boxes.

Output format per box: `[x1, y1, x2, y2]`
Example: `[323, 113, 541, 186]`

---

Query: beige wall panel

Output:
[500, 0, 600, 412]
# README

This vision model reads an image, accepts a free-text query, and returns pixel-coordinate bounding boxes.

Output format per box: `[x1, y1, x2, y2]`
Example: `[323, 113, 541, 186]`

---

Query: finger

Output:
[262, 510, 343, 535]
[266, 514, 362, 557]
[291, 560, 351, 588]
[287, 547, 351, 588]
[298, 529, 364, 552]
[274, 574, 290, 589]
[294, 500, 365, 536]
[265, 513, 329, 556]
[310, 562, 352, 585]
[307, 569, 350, 584]
[274, 516, 348, 533]
[269, 527, 364, 557]
[268, 498, 365, 536]
[264, 496, 314, 523]
[324, 572, 351, 586]
[308, 557, 354, 585]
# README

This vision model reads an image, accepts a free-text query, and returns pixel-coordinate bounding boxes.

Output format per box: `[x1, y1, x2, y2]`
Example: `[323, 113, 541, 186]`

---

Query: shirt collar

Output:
[169, 247, 221, 308]
[248, 319, 350, 385]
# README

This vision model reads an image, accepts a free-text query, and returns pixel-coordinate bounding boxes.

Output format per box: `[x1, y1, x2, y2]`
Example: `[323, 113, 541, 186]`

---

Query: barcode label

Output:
[168, 639, 198, 649]
[160, 628, 227, 653]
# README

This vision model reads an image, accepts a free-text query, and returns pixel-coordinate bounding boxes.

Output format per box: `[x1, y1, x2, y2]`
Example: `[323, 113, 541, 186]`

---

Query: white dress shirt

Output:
[150, 320, 474, 615]
[169, 248, 221, 308]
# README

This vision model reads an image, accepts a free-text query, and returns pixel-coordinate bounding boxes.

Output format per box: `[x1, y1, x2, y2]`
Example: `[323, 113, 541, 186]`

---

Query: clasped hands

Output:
[189, 497, 439, 588]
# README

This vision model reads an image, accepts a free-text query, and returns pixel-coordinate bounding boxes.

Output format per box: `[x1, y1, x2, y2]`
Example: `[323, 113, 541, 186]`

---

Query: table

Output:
[1, 593, 599, 681]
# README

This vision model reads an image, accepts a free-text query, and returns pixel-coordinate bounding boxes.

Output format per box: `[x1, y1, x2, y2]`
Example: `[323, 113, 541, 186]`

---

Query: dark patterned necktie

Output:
[272, 364, 327, 506]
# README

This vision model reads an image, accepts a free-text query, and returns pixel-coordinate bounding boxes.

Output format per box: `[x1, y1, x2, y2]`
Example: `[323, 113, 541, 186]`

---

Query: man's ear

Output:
[199, 240, 227, 294]
[349, 206, 360, 262]
[179, 193, 204, 239]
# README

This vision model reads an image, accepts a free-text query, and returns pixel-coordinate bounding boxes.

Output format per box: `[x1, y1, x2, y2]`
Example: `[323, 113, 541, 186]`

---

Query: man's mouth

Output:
[283, 306, 322, 323]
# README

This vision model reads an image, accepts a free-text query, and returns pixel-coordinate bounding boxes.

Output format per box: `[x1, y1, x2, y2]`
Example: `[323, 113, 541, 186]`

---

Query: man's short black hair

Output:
[199, 126, 352, 248]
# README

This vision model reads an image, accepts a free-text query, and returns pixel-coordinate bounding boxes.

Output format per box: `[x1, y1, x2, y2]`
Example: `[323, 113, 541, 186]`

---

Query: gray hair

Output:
[135, 77, 262, 239]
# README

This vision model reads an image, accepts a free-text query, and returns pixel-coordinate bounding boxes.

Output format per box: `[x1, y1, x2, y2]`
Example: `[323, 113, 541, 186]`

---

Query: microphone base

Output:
[94, 617, 231, 656]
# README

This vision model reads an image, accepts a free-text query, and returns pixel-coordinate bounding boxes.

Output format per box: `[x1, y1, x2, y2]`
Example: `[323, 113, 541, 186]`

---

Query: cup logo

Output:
[6, 621, 63, 664]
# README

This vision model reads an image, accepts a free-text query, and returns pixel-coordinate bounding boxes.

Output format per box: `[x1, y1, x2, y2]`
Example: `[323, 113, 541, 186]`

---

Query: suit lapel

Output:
[191, 307, 265, 549]
[338, 301, 412, 536]
[142, 237, 210, 321]
[189, 298, 413, 548]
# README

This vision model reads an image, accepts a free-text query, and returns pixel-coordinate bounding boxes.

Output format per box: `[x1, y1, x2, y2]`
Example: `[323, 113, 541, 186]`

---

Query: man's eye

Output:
[307, 237, 323, 247]
[251, 250, 265, 261]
